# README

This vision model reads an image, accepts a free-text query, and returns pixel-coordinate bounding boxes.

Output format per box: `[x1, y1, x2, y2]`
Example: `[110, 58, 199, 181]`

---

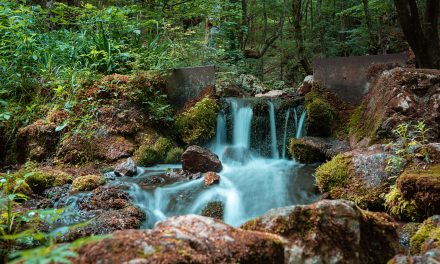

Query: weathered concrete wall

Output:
[166, 65, 215, 109]
[313, 52, 409, 105]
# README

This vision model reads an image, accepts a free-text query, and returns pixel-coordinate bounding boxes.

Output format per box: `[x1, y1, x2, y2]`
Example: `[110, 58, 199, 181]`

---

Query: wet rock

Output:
[44, 185, 71, 204]
[349, 68, 440, 146]
[16, 120, 60, 163]
[114, 158, 137, 177]
[95, 135, 135, 162]
[388, 247, 440, 264]
[296, 75, 314, 96]
[222, 146, 252, 165]
[182, 145, 222, 173]
[315, 144, 395, 210]
[201, 201, 224, 220]
[289, 137, 350, 164]
[165, 168, 203, 181]
[74, 215, 284, 264]
[204, 172, 220, 186]
[242, 199, 400, 264]
[63, 186, 144, 242]
[71, 175, 105, 192]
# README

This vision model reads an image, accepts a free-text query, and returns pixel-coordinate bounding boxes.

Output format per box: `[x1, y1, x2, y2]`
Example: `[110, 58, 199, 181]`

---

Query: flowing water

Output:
[60, 98, 319, 228]
[124, 98, 319, 228]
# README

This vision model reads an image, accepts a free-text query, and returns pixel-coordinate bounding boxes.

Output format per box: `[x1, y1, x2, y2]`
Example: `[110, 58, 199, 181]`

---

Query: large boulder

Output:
[242, 199, 400, 264]
[349, 68, 440, 146]
[315, 145, 395, 209]
[74, 215, 284, 264]
[289, 137, 350, 164]
[182, 145, 222, 173]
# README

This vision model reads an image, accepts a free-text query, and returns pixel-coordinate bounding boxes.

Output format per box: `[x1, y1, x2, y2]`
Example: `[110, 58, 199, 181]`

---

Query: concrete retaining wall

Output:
[313, 53, 409, 105]
[166, 65, 215, 109]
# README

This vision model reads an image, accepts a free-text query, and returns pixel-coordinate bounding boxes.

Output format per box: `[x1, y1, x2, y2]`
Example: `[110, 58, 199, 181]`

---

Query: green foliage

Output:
[175, 98, 219, 145]
[164, 147, 184, 164]
[383, 185, 419, 222]
[315, 154, 350, 193]
[386, 121, 432, 178]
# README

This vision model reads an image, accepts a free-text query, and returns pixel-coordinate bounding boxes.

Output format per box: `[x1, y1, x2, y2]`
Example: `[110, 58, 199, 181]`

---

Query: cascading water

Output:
[282, 108, 291, 159]
[296, 108, 307, 139]
[118, 98, 318, 228]
[268, 101, 279, 159]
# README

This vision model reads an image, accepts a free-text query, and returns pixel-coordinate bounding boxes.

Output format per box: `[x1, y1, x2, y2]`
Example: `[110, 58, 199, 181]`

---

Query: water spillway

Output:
[120, 98, 318, 227]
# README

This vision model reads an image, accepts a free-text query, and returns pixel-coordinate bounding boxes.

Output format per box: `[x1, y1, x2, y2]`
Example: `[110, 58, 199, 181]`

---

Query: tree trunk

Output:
[394, 0, 440, 68]
[292, 0, 312, 75]
[362, 0, 376, 54]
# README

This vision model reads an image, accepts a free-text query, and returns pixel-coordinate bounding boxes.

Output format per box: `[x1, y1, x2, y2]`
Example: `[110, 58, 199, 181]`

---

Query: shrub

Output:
[164, 147, 184, 164]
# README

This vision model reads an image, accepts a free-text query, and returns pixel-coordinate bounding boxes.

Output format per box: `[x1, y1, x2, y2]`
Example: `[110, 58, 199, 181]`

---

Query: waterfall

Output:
[268, 101, 279, 159]
[230, 99, 253, 149]
[216, 110, 227, 146]
[296, 109, 307, 138]
[282, 109, 291, 159]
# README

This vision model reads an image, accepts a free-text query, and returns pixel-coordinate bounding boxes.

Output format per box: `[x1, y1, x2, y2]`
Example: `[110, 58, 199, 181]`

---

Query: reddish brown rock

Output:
[296, 75, 314, 96]
[182, 145, 222, 173]
[74, 215, 284, 264]
[95, 135, 135, 162]
[16, 120, 60, 162]
[242, 199, 400, 264]
[204, 171, 220, 186]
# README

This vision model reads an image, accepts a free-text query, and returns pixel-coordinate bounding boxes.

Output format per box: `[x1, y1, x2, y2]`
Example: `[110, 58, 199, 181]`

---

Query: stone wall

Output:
[313, 52, 409, 105]
[166, 65, 215, 109]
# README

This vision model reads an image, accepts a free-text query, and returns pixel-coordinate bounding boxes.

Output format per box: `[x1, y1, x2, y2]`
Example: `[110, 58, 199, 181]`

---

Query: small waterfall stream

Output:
[120, 98, 318, 227]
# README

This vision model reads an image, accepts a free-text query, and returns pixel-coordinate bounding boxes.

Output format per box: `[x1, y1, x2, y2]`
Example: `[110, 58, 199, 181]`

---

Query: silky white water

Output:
[125, 98, 319, 228]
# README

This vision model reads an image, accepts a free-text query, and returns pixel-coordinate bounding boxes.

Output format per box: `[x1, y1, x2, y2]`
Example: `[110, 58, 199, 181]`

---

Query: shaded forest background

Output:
[0, 0, 438, 163]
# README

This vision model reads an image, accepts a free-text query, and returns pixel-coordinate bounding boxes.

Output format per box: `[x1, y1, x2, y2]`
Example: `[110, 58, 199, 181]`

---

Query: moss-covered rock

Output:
[201, 201, 224, 220]
[289, 138, 326, 164]
[72, 175, 105, 192]
[384, 164, 440, 221]
[164, 147, 184, 164]
[134, 134, 179, 166]
[174, 97, 219, 145]
[315, 146, 395, 210]
[315, 154, 350, 193]
[410, 216, 440, 254]
[305, 91, 336, 137]
[15, 165, 74, 194]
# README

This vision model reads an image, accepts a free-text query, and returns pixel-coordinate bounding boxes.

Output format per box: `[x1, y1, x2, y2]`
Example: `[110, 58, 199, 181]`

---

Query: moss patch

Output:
[134, 134, 180, 166]
[72, 175, 105, 192]
[348, 103, 383, 144]
[315, 154, 350, 193]
[305, 91, 336, 137]
[410, 216, 440, 254]
[174, 97, 219, 145]
[384, 185, 420, 222]
[201, 201, 224, 220]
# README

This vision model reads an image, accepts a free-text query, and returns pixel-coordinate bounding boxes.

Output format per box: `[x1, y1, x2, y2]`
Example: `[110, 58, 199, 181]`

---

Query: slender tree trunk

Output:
[362, 0, 376, 54]
[394, 0, 440, 68]
[293, 0, 312, 75]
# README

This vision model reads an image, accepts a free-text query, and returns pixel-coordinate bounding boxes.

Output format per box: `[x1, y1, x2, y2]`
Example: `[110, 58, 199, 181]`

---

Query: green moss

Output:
[71, 175, 105, 192]
[410, 217, 440, 254]
[315, 154, 350, 193]
[348, 103, 383, 143]
[174, 97, 219, 145]
[25, 171, 52, 193]
[201, 201, 224, 220]
[305, 91, 336, 137]
[135, 135, 179, 166]
[289, 138, 326, 164]
[164, 147, 183, 164]
[384, 185, 420, 221]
